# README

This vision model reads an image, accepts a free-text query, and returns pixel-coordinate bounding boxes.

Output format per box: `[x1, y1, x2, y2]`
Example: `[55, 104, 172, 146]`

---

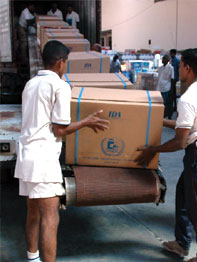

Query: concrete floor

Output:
[0, 119, 196, 262]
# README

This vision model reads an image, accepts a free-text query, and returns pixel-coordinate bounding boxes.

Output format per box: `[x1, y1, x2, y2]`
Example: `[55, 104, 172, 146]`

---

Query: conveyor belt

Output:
[63, 166, 166, 207]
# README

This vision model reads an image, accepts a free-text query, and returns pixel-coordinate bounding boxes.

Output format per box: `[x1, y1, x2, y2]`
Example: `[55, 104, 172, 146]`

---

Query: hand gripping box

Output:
[41, 31, 84, 51]
[65, 52, 110, 73]
[65, 87, 164, 169]
[62, 73, 134, 89]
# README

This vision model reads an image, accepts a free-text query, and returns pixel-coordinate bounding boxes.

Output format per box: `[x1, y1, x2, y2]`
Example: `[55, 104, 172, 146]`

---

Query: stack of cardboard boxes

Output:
[36, 15, 164, 171]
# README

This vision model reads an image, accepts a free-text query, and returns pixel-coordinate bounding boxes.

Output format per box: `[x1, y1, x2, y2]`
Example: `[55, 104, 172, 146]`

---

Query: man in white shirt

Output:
[47, 2, 63, 20]
[14, 40, 109, 262]
[136, 48, 197, 262]
[18, 3, 36, 63]
[66, 4, 79, 28]
[157, 54, 174, 119]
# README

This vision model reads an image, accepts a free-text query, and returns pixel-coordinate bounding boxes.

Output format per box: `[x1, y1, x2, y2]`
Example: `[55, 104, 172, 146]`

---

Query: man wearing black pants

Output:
[136, 48, 197, 261]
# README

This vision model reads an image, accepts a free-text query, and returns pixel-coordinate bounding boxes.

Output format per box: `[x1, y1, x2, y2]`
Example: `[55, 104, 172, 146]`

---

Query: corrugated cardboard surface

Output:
[65, 52, 110, 73]
[36, 15, 62, 22]
[136, 72, 158, 91]
[62, 73, 134, 89]
[41, 32, 84, 51]
[42, 39, 90, 52]
[65, 87, 164, 169]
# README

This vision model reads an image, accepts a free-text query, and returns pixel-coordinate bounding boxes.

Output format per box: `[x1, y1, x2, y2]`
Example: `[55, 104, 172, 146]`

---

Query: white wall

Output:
[102, 0, 197, 52]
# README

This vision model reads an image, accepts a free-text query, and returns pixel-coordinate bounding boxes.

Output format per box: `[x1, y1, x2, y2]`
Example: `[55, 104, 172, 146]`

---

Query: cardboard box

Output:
[41, 31, 84, 51]
[65, 87, 164, 169]
[136, 72, 158, 91]
[65, 51, 110, 73]
[37, 20, 70, 45]
[62, 73, 134, 89]
[36, 15, 63, 22]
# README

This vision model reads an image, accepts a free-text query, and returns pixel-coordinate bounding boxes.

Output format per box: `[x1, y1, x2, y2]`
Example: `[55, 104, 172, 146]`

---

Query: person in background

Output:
[66, 4, 79, 28]
[170, 49, 180, 112]
[110, 54, 122, 73]
[14, 40, 109, 262]
[47, 2, 63, 20]
[136, 48, 197, 262]
[157, 54, 174, 119]
[93, 43, 102, 53]
[18, 2, 36, 63]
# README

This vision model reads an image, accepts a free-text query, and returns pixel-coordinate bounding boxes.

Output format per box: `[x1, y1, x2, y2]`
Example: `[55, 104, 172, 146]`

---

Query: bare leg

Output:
[38, 197, 60, 262]
[26, 198, 41, 253]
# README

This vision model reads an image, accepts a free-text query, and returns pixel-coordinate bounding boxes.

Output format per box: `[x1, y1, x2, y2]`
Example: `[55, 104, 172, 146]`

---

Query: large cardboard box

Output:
[136, 72, 158, 91]
[36, 15, 63, 22]
[62, 73, 134, 89]
[65, 87, 164, 169]
[41, 39, 90, 52]
[65, 52, 110, 73]
[37, 20, 70, 45]
[41, 32, 84, 51]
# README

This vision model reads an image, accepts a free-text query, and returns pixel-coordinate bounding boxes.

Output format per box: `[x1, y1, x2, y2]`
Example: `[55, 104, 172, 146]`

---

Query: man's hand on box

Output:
[85, 110, 110, 133]
[135, 146, 156, 166]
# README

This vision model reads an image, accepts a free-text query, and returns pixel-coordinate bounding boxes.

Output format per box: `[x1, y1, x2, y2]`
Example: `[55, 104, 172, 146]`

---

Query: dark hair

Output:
[42, 40, 70, 67]
[181, 48, 197, 75]
[170, 49, 177, 54]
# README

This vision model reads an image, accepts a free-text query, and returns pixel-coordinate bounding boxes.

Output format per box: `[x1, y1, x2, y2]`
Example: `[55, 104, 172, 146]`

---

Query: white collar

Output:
[37, 70, 60, 78]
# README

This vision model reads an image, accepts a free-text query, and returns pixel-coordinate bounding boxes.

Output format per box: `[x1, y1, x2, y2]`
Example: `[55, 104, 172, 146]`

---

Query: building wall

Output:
[102, 0, 197, 52]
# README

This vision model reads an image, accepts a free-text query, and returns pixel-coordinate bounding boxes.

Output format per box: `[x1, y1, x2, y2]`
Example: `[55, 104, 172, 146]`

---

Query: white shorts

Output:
[19, 179, 65, 199]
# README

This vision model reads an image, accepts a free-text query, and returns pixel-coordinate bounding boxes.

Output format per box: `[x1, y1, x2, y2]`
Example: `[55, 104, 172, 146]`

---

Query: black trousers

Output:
[175, 141, 197, 250]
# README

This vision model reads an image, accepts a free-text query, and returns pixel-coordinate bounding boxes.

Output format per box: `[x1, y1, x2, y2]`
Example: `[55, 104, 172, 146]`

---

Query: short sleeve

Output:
[176, 101, 195, 129]
[76, 13, 80, 22]
[52, 81, 71, 125]
[171, 66, 174, 80]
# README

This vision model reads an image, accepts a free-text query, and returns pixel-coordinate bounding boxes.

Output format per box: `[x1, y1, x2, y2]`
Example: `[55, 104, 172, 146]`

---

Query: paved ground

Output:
[0, 119, 196, 262]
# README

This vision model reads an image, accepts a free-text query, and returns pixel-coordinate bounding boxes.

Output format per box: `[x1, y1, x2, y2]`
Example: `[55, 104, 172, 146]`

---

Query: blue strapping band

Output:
[75, 87, 84, 164]
[48, 28, 56, 39]
[87, 52, 103, 73]
[84, 39, 88, 52]
[145, 90, 152, 147]
[67, 61, 70, 73]
[143, 90, 152, 168]
[115, 73, 127, 89]
[64, 73, 70, 85]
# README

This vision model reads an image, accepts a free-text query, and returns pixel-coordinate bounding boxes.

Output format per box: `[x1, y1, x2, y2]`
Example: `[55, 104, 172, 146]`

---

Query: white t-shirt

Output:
[19, 8, 35, 29]
[14, 70, 71, 183]
[157, 63, 174, 92]
[66, 11, 79, 28]
[47, 9, 63, 20]
[176, 81, 197, 146]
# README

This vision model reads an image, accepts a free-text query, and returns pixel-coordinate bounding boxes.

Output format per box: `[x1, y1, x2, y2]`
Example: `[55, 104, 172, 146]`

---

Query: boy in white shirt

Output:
[14, 40, 109, 262]
[47, 2, 63, 20]
[157, 54, 174, 119]
[136, 48, 197, 262]
[66, 4, 79, 28]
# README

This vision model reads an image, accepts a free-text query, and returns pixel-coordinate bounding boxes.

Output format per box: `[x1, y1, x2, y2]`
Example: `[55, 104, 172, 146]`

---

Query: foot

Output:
[162, 240, 189, 257]
[187, 255, 197, 262]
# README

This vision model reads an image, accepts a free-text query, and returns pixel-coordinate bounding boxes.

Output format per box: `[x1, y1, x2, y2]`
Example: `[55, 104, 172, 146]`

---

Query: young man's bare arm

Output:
[163, 119, 176, 129]
[52, 110, 110, 137]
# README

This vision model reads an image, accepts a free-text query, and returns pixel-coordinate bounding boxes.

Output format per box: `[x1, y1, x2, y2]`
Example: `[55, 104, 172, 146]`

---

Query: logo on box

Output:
[101, 137, 125, 156]
[109, 111, 121, 119]
[84, 63, 92, 68]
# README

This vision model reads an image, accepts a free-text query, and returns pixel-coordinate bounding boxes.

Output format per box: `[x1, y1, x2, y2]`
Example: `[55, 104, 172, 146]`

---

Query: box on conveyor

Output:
[41, 39, 90, 52]
[65, 51, 110, 73]
[37, 20, 70, 45]
[136, 72, 158, 91]
[65, 87, 164, 169]
[36, 15, 63, 22]
[62, 73, 134, 89]
[41, 31, 84, 51]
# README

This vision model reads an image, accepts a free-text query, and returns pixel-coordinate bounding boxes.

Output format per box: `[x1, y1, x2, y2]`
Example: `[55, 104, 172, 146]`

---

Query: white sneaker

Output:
[162, 240, 189, 257]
